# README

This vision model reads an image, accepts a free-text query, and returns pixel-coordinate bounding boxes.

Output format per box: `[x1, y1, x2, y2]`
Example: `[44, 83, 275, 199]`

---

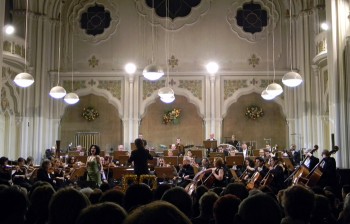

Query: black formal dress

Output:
[128, 147, 153, 176]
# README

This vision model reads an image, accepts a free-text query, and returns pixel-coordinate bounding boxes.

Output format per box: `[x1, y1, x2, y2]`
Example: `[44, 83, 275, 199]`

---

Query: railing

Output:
[3, 35, 25, 59]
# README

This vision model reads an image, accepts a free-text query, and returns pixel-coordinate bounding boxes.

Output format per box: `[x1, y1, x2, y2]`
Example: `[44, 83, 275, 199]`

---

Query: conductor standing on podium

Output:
[128, 138, 153, 176]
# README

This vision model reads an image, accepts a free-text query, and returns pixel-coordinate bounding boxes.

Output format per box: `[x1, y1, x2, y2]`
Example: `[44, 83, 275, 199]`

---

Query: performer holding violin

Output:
[37, 159, 57, 188]
[261, 156, 285, 193]
[177, 156, 195, 188]
[0, 157, 12, 186]
[12, 157, 32, 190]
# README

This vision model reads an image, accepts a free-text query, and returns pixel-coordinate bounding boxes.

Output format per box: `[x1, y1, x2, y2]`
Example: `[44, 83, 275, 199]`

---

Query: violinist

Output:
[0, 157, 12, 186]
[12, 157, 32, 190]
[255, 157, 269, 177]
[264, 156, 285, 193]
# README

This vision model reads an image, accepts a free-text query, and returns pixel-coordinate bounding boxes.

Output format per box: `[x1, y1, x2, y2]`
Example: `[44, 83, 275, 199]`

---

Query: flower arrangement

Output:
[82, 106, 99, 121]
[162, 108, 181, 125]
[245, 105, 264, 120]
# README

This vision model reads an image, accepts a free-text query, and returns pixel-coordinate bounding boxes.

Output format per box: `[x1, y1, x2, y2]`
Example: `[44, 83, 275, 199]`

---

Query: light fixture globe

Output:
[266, 82, 283, 96]
[160, 95, 175, 103]
[143, 64, 164, 81]
[158, 86, 174, 99]
[64, 92, 79, 104]
[49, 85, 66, 99]
[261, 89, 275, 100]
[206, 62, 219, 75]
[14, 72, 34, 87]
[125, 63, 137, 74]
[282, 71, 303, 87]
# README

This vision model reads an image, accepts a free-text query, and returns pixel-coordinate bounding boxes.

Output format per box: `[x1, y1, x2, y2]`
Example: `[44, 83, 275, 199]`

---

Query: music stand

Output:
[225, 156, 244, 167]
[154, 167, 176, 179]
[163, 156, 178, 166]
[203, 140, 217, 149]
[75, 156, 87, 163]
[190, 150, 204, 159]
[113, 151, 129, 160]
[118, 155, 129, 166]
[112, 167, 134, 180]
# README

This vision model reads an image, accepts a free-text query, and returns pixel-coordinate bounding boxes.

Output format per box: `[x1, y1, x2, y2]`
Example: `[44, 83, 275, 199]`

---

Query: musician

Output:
[303, 148, 319, 171]
[241, 143, 250, 158]
[175, 138, 185, 156]
[211, 157, 226, 187]
[128, 138, 153, 176]
[289, 144, 301, 166]
[76, 145, 85, 156]
[200, 158, 210, 171]
[206, 133, 217, 154]
[266, 156, 285, 193]
[227, 134, 239, 148]
[318, 148, 337, 188]
[255, 157, 269, 177]
[37, 159, 57, 187]
[117, 145, 126, 151]
[178, 156, 195, 188]
[12, 157, 32, 190]
[240, 158, 255, 182]
[0, 157, 12, 186]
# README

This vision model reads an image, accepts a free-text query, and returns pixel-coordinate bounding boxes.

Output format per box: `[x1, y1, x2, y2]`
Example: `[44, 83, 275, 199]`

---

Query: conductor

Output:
[128, 138, 153, 176]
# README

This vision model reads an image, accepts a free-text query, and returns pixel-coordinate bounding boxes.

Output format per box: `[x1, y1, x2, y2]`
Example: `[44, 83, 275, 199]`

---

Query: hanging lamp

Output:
[50, 0, 66, 99]
[64, 13, 79, 104]
[13, 0, 34, 88]
[143, 0, 164, 81]
[282, 0, 302, 87]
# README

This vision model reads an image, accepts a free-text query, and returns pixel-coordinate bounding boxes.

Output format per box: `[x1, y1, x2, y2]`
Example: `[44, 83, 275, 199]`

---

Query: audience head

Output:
[27, 184, 55, 224]
[88, 144, 100, 156]
[153, 184, 172, 200]
[124, 201, 191, 224]
[76, 202, 127, 224]
[282, 185, 315, 222]
[199, 192, 219, 216]
[0, 186, 28, 224]
[124, 183, 153, 212]
[311, 194, 335, 223]
[161, 186, 193, 218]
[88, 188, 103, 204]
[213, 194, 241, 224]
[237, 193, 281, 224]
[48, 187, 90, 224]
[99, 188, 125, 206]
[223, 183, 249, 201]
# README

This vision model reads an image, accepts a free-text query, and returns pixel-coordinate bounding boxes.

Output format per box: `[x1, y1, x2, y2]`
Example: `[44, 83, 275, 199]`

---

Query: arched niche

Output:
[60, 94, 122, 152]
[222, 93, 287, 149]
[140, 95, 204, 149]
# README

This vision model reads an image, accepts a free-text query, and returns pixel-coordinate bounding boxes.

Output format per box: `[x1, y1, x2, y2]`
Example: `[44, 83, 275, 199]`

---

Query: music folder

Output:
[203, 140, 217, 149]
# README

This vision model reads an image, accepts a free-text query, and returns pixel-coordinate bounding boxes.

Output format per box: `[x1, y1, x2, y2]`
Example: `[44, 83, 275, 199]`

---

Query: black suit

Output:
[128, 147, 153, 175]
[292, 150, 301, 166]
[269, 165, 285, 193]
[308, 156, 319, 171]
[36, 168, 55, 186]
[178, 164, 195, 188]
[318, 157, 337, 188]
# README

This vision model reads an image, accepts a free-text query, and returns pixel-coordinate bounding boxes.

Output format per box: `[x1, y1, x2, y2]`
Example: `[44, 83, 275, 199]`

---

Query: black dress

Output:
[128, 147, 153, 176]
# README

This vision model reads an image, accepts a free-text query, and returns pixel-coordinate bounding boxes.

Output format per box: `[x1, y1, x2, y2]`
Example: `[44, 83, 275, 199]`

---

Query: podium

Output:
[203, 140, 217, 149]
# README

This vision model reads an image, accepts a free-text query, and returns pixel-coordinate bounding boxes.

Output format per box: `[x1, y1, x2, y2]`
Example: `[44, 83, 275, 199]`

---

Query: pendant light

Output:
[13, 0, 34, 88]
[158, 0, 175, 103]
[64, 12, 79, 104]
[143, 0, 164, 81]
[266, 0, 283, 97]
[282, 0, 302, 87]
[50, 0, 66, 99]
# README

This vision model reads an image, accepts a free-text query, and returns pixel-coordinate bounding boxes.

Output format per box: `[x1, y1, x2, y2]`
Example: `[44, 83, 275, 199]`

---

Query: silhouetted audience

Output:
[48, 188, 90, 224]
[161, 186, 193, 218]
[123, 201, 192, 224]
[124, 183, 153, 213]
[191, 192, 219, 224]
[75, 202, 127, 224]
[213, 194, 241, 224]
[99, 188, 125, 206]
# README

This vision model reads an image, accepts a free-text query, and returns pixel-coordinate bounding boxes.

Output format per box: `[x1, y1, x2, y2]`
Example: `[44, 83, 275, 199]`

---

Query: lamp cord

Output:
[151, 0, 155, 63]
[24, 0, 28, 72]
[71, 10, 74, 91]
[57, 0, 62, 86]
[289, 0, 293, 71]
[271, 0, 276, 82]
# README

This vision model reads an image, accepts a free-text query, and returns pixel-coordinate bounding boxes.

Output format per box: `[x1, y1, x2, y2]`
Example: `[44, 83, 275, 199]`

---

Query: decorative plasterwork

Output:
[143, 80, 165, 100]
[135, 0, 212, 30]
[66, 0, 120, 43]
[62, 80, 87, 92]
[227, 0, 280, 42]
[248, 54, 260, 67]
[169, 55, 179, 69]
[178, 80, 202, 100]
[97, 80, 122, 100]
[3, 40, 25, 58]
[224, 80, 248, 100]
[88, 55, 99, 68]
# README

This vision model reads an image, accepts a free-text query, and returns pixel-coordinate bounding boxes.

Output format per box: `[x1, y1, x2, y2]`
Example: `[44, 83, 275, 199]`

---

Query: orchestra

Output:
[0, 139, 341, 197]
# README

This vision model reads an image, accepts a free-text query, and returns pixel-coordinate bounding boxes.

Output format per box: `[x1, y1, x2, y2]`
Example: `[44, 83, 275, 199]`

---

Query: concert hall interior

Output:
[1, 0, 350, 223]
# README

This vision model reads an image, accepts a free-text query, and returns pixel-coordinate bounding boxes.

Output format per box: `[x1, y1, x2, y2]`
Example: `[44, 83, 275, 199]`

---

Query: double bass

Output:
[305, 148, 339, 187]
